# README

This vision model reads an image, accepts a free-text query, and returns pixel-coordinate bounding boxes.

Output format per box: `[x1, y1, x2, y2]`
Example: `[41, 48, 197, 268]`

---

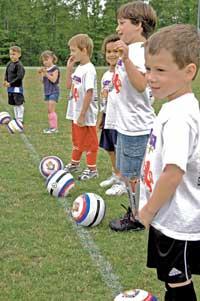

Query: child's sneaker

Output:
[64, 163, 81, 173]
[78, 168, 98, 181]
[109, 205, 145, 232]
[105, 182, 127, 196]
[100, 174, 119, 188]
[43, 128, 58, 134]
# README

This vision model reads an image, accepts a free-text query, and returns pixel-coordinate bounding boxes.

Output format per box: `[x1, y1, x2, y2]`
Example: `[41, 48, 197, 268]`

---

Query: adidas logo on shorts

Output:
[168, 267, 182, 277]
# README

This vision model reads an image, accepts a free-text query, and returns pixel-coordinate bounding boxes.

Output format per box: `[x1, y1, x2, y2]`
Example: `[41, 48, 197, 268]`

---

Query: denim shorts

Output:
[116, 132, 149, 179]
[44, 93, 59, 102]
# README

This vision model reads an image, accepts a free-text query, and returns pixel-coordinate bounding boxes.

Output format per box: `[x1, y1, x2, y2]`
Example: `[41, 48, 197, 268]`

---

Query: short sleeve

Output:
[162, 118, 196, 172]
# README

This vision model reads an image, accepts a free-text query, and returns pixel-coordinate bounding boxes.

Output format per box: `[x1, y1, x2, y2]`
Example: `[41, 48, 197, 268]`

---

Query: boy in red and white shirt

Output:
[65, 34, 98, 180]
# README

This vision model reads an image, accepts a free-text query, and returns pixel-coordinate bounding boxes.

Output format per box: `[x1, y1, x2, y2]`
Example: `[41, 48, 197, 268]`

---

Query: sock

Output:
[165, 282, 197, 301]
[48, 112, 57, 129]
[17, 105, 24, 122]
[86, 150, 97, 169]
[14, 105, 24, 122]
[13, 106, 18, 119]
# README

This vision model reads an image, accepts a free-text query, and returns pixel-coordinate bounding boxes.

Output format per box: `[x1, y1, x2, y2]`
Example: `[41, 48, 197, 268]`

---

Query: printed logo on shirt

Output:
[143, 160, 154, 192]
[72, 75, 81, 84]
[146, 129, 157, 154]
[143, 129, 156, 192]
[72, 84, 79, 102]
[112, 72, 121, 93]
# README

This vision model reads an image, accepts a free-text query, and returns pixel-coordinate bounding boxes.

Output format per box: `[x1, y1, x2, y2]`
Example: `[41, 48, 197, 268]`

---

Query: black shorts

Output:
[99, 113, 117, 151]
[8, 93, 25, 105]
[147, 226, 200, 283]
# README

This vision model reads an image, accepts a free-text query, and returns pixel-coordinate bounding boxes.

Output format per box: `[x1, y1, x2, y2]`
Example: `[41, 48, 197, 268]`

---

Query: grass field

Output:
[0, 67, 200, 301]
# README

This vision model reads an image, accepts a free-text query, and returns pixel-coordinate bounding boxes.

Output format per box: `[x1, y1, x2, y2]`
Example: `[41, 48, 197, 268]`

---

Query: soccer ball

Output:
[7, 119, 23, 133]
[114, 289, 158, 301]
[0, 111, 11, 124]
[39, 155, 64, 178]
[71, 193, 106, 227]
[46, 169, 75, 197]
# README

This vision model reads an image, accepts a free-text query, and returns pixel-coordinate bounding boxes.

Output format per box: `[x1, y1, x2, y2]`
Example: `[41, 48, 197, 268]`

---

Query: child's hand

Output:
[96, 119, 103, 131]
[3, 81, 10, 88]
[114, 40, 129, 62]
[77, 114, 85, 127]
[38, 67, 47, 76]
[66, 56, 76, 69]
[138, 205, 154, 229]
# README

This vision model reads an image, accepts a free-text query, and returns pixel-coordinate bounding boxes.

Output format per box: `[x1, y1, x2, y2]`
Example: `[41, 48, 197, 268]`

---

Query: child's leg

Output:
[165, 281, 197, 301]
[15, 104, 24, 122]
[13, 106, 18, 119]
[48, 101, 57, 129]
[86, 150, 98, 171]
[108, 151, 120, 175]
[85, 126, 98, 171]
[70, 122, 83, 166]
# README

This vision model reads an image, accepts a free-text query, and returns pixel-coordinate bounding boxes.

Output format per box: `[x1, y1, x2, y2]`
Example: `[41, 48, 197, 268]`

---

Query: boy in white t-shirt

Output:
[65, 34, 99, 180]
[139, 24, 200, 301]
[109, 1, 157, 231]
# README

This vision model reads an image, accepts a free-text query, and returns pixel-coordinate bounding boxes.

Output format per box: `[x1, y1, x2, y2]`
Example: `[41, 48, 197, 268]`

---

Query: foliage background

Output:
[0, 0, 198, 66]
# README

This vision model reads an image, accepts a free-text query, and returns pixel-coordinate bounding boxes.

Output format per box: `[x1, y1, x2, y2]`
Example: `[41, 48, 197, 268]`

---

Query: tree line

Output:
[0, 0, 198, 66]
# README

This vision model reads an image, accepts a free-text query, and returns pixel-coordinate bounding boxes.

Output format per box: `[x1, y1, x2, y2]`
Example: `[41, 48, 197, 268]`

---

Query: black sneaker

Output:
[109, 205, 145, 232]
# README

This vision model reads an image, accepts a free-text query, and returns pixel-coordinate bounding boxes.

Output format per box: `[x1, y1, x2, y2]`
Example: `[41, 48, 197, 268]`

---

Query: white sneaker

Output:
[78, 168, 99, 181]
[43, 128, 58, 134]
[105, 182, 127, 196]
[100, 174, 119, 188]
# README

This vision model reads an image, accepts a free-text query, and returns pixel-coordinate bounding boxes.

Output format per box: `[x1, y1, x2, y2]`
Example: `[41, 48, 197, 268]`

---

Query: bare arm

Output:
[38, 67, 58, 83]
[139, 164, 184, 228]
[46, 69, 59, 83]
[77, 89, 93, 126]
[115, 40, 147, 92]
[66, 56, 75, 89]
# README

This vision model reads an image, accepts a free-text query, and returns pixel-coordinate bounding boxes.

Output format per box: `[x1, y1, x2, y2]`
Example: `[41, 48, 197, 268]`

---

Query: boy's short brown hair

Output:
[68, 34, 93, 58]
[9, 46, 21, 55]
[145, 24, 200, 79]
[101, 34, 120, 54]
[117, 1, 157, 39]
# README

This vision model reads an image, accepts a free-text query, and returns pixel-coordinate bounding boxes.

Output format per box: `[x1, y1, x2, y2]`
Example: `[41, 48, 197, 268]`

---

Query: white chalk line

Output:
[0, 97, 123, 299]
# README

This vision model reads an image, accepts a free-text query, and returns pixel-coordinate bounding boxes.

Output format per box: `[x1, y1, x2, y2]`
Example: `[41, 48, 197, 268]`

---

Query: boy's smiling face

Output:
[145, 48, 196, 101]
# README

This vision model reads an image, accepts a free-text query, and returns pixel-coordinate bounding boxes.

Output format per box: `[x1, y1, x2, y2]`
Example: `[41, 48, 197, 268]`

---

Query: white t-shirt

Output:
[66, 62, 98, 126]
[113, 42, 155, 136]
[100, 69, 118, 130]
[142, 93, 200, 241]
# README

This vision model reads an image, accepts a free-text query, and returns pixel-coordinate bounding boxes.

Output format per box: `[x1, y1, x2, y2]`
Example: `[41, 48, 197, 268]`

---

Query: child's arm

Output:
[96, 111, 104, 130]
[77, 89, 93, 126]
[115, 40, 147, 92]
[139, 164, 184, 228]
[66, 56, 75, 89]
[45, 69, 59, 83]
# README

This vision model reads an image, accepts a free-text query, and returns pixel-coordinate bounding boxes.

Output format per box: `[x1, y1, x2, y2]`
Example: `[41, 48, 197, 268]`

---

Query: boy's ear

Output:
[185, 63, 197, 80]
[82, 47, 88, 55]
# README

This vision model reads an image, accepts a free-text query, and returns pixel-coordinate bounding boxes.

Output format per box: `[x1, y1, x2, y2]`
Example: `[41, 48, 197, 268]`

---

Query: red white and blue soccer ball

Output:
[0, 111, 11, 124]
[114, 289, 158, 301]
[71, 193, 106, 227]
[39, 155, 64, 178]
[46, 169, 75, 197]
[7, 119, 23, 133]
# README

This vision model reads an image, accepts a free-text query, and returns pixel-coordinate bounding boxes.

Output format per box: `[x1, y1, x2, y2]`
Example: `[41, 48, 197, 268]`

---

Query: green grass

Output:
[0, 67, 200, 301]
